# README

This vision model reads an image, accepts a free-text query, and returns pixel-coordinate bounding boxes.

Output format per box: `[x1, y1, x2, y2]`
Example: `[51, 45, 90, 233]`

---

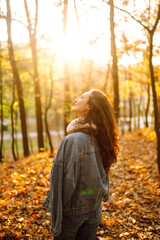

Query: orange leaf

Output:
[42, 229, 49, 236]
[32, 213, 37, 219]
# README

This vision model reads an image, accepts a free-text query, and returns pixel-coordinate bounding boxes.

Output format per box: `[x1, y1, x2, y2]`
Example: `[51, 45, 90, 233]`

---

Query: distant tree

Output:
[121, 33, 133, 131]
[44, 61, 54, 155]
[145, 83, 150, 127]
[109, 0, 120, 119]
[0, 40, 3, 162]
[103, 63, 111, 92]
[73, 0, 85, 85]
[24, 0, 44, 152]
[128, 87, 133, 131]
[63, 0, 71, 134]
[114, 1, 160, 173]
[11, 77, 17, 161]
[6, 0, 30, 157]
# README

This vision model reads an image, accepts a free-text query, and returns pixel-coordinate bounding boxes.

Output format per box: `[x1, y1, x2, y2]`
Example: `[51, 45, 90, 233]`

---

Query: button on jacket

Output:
[42, 132, 110, 237]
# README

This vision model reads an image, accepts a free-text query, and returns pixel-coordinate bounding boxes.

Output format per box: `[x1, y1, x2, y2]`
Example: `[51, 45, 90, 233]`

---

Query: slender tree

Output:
[44, 61, 54, 155]
[63, 0, 71, 134]
[148, 8, 160, 173]
[109, 0, 120, 119]
[103, 63, 111, 92]
[0, 39, 3, 162]
[128, 87, 133, 132]
[73, 0, 85, 85]
[11, 77, 17, 161]
[24, 0, 44, 152]
[6, 0, 29, 157]
[145, 83, 150, 127]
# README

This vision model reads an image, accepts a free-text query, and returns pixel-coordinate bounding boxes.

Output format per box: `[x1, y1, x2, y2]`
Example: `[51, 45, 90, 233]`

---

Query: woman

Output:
[42, 89, 119, 240]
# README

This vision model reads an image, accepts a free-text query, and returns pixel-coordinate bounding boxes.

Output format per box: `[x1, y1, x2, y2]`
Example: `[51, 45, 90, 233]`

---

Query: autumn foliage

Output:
[0, 129, 160, 240]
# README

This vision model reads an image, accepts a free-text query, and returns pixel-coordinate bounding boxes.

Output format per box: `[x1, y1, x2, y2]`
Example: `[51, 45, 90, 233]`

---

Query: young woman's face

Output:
[72, 92, 91, 116]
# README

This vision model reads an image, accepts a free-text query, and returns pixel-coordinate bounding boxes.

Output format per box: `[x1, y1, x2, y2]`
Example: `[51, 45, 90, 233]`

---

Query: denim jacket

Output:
[42, 132, 110, 237]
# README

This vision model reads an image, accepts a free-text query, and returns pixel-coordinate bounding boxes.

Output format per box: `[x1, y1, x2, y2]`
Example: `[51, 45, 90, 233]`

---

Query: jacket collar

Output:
[66, 117, 97, 134]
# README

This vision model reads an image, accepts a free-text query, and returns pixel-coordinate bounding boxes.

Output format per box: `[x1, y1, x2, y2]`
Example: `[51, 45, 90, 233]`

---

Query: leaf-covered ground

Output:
[0, 129, 160, 240]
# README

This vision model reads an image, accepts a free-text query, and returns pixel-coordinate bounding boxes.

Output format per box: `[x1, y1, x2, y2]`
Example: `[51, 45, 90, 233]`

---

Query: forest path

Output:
[0, 129, 159, 239]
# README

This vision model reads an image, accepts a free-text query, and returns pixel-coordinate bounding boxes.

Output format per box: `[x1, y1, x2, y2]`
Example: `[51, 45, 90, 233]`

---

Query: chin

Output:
[72, 108, 81, 116]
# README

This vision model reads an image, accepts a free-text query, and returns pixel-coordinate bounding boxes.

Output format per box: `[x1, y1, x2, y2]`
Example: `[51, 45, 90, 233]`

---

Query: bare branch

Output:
[11, 18, 28, 29]
[0, 15, 27, 29]
[73, 0, 81, 36]
[89, 33, 104, 45]
[152, 4, 160, 34]
[103, 0, 149, 31]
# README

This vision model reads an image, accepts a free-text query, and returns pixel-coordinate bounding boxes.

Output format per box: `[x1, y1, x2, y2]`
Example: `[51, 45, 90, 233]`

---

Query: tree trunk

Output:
[6, 0, 29, 157]
[103, 63, 110, 92]
[24, 0, 44, 152]
[63, 0, 71, 135]
[129, 88, 132, 132]
[149, 31, 160, 173]
[138, 102, 140, 129]
[109, 0, 119, 120]
[32, 38, 44, 151]
[73, 0, 85, 85]
[44, 62, 54, 155]
[15, 109, 19, 159]
[0, 40, 3, 162]
[145, 83, 150, 127]
[133, 96, 137, 130]
[11, 77, 17, 161]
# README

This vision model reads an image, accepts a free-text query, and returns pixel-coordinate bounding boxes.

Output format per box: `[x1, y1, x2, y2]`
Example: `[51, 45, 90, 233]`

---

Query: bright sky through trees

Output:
[0, 0, 160, 66]
[1, 0, 160, 173]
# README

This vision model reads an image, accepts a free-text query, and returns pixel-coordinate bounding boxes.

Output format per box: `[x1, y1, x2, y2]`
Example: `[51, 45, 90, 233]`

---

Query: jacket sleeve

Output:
[50, 162, 63, 236]
[42, 137, 67, 237]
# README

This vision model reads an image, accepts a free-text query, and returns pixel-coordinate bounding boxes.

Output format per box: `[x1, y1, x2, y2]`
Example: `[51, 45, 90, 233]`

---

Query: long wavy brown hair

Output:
[71, 89, 119, 172]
